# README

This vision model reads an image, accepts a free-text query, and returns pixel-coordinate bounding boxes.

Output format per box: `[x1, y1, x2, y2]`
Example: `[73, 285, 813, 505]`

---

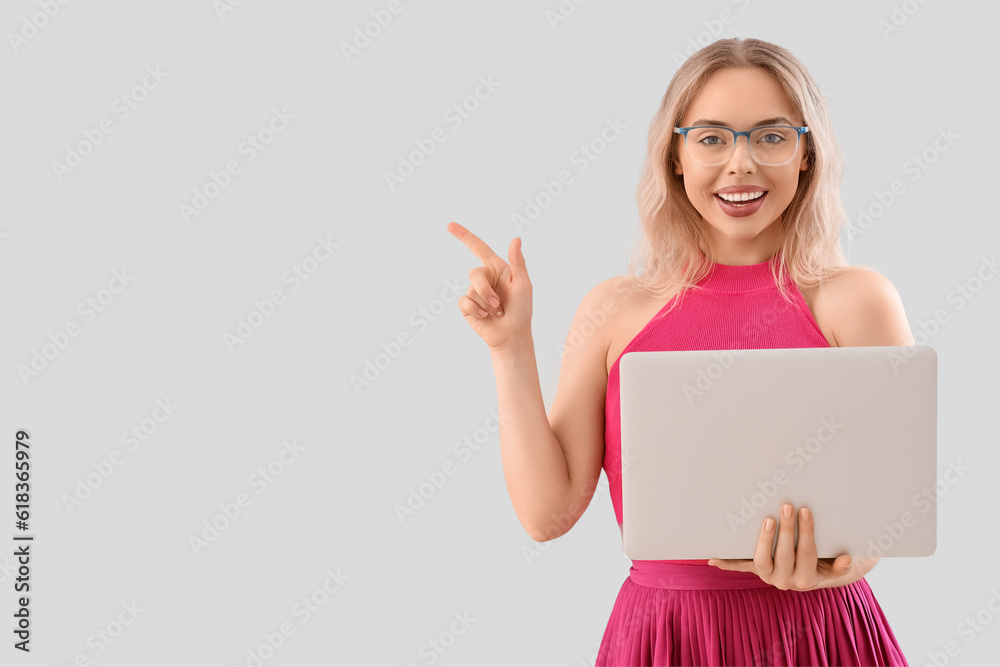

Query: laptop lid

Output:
[619, 346, 937, 560]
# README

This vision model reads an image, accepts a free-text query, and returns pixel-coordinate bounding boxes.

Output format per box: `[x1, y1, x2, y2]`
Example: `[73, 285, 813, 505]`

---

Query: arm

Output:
[447, 223, 609, 543]
[490, 335, 573, 542]
[492, 280, 613, 542]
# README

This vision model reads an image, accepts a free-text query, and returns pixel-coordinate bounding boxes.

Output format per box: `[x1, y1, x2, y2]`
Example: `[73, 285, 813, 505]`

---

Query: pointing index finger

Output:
[447, 222, 500, 264]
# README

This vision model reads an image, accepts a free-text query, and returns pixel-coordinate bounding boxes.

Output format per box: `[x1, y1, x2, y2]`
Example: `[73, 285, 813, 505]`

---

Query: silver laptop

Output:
[619, 346, 937, 560]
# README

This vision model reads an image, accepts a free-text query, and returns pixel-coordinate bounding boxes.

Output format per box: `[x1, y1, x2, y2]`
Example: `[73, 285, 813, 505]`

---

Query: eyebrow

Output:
[688, 116, 796, 127]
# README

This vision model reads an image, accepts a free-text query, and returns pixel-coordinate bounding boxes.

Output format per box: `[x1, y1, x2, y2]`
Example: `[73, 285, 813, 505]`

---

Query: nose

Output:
[726, 134, 757, 173]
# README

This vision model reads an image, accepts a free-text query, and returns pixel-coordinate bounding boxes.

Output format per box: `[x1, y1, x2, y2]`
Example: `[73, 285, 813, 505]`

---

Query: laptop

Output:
[619, 346, 937, 560]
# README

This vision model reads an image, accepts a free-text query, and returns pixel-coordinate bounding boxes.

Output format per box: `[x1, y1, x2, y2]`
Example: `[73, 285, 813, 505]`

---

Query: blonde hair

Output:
[624, 37, 865, 313]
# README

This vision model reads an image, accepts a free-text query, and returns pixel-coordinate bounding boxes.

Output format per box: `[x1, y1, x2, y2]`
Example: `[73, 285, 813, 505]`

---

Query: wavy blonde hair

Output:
[624, 37, 865, 313]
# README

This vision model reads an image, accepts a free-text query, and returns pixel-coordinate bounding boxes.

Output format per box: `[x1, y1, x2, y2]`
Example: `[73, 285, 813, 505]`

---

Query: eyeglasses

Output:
[673, 125, 809, 167]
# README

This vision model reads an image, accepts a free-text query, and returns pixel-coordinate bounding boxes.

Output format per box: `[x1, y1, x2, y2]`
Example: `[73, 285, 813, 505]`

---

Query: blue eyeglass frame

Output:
[673, 125, 809, 166]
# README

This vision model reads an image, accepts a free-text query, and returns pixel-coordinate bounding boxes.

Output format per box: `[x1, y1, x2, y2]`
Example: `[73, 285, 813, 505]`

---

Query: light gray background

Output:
[1, 1, 997, 665]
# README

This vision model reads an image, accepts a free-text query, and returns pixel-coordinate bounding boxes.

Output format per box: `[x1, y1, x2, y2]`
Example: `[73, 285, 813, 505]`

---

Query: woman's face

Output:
[674, 67, 809, 265]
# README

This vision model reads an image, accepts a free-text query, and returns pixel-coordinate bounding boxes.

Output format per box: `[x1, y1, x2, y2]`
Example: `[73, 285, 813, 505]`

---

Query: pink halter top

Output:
[603, 255, 830, 565]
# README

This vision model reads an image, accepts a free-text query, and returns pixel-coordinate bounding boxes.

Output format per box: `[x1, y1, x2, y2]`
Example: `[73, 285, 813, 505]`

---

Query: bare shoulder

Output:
[566, 276, 644, 373]
[575, 275, 651, 325]
[587, 274, 651, 309]
[570, 275, 641, 348]
[812, 266, 915, 347]
[589, 275, 679, 374]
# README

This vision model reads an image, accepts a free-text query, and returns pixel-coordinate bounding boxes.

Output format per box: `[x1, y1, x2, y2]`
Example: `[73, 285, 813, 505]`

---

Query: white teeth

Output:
[718, 191, 765, 202]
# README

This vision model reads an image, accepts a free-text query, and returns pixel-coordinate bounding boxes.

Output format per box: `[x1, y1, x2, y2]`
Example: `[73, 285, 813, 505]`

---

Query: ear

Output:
[673, 157, 683, 176]
[799, 150, 809, 172]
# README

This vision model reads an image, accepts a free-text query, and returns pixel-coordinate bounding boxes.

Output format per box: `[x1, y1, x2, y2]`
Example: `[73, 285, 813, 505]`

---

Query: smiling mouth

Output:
[714, 190, 769, 217]
[715, 191, 767, 205]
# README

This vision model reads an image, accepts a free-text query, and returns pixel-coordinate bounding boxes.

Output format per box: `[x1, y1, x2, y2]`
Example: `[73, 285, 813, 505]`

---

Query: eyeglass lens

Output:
[684, 127, 800, 166]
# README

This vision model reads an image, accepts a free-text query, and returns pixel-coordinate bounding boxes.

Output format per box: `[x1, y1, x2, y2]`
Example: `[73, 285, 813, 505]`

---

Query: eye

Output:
[692, 128, 729, 146]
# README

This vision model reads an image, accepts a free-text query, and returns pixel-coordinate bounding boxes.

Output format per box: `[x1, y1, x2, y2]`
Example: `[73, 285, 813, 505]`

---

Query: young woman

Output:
[448, 37, 911, 666]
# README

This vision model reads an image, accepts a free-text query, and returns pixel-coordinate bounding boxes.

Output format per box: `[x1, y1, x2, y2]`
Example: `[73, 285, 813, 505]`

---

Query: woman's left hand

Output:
[707, 503, 857, 591]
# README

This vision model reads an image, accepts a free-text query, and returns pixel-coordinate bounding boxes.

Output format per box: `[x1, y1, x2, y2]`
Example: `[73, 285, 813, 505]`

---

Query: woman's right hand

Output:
[446, 222, 533, 352]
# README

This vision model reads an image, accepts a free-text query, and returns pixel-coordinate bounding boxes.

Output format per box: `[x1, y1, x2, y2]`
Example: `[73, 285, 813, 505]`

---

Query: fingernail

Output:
[844, 558, 852, 569]
[764, 518, 774, 531]
[782, 504, 792, 518]
[801, 507, 810, 521]
[489, 297, 500, 308]
[496, 308, 503, 317]
[477, 308, 488, 317]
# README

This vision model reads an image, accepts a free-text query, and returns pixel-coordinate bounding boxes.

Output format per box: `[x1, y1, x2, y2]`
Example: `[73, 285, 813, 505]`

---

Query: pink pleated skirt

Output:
[596, 561, 908, 666]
